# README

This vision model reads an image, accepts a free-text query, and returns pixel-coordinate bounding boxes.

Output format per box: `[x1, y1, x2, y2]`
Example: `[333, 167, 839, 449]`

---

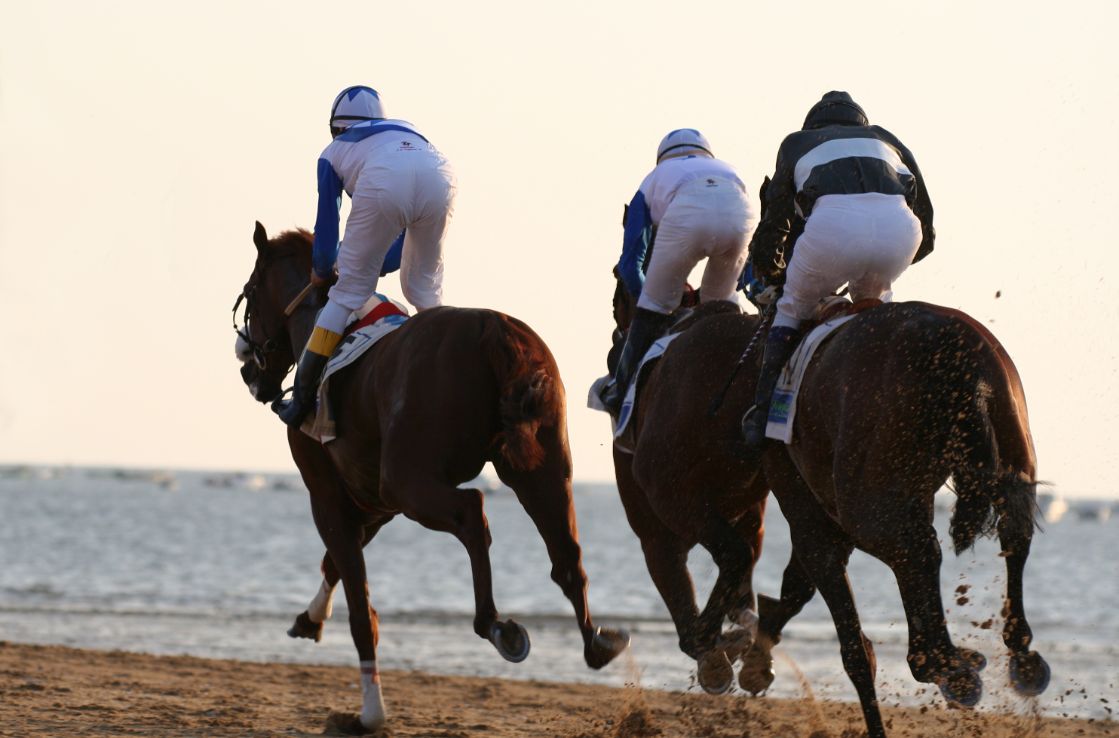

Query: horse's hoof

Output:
[957, 647, 987, 672]
[938, 667, 983, 708]
[737, 656, 775, 695]
[1009, 650, 1051, 696]
[490, 620, 531, 663]
[585, 626, 630, 669]
[697, 650, 734, 695]
[325, 711, 384, 736]
[287, 611, 324, 643]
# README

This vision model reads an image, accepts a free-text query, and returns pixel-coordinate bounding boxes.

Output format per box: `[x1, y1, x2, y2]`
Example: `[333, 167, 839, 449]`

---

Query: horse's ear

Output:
[759, 176, 771, 202]
[253, 221, 269, 252]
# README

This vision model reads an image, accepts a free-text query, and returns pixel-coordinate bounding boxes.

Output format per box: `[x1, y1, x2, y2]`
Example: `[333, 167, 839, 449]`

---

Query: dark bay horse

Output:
[235, 223, 629, 732]
[737, 300, 1049, 738]
[607, 280, 773, 695]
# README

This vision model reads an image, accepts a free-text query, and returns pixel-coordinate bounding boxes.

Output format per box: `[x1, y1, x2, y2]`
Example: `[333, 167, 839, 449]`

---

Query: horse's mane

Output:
[268, 228, 313, 255]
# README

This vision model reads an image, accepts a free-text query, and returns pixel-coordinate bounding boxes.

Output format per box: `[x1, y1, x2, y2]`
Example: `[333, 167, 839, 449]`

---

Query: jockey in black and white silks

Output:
[741, 91, 935, 451]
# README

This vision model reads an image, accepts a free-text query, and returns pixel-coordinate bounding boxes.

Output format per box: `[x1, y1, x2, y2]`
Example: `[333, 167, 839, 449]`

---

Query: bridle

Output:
[232, 273, 282, 372]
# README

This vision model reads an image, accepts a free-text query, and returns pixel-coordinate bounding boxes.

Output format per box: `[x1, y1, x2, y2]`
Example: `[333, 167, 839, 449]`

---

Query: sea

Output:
[0, 466, 1115, 722]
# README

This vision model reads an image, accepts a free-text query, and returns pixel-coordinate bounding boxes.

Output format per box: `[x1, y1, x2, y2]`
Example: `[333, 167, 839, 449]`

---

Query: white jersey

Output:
[318, 118, 441, 196]
[637, 155, 746, 223]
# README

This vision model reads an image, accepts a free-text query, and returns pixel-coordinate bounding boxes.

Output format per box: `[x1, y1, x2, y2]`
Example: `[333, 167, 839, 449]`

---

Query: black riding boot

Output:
[272, 328, 342, 428]
[740, 325, 802, 451]
[602, 307, 673, 416]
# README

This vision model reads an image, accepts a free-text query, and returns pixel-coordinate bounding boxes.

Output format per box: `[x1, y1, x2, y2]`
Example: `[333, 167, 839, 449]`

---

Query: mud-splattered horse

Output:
[740, 301, 1050, 738]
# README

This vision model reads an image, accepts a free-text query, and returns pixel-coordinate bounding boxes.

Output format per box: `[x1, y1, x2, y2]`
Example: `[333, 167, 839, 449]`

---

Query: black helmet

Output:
[802, 91, 868, 130]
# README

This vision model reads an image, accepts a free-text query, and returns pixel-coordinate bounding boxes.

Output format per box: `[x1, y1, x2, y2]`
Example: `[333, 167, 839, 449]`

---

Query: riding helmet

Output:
[656, 128, 713, 164]
[329, 86, 385, 137]
[802, 91, 869, 130]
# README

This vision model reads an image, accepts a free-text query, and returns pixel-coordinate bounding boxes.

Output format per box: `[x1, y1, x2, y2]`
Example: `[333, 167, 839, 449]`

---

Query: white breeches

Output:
[637, 178, 757, 314]
[775, 193, 921, 328]
[329, 149, 456, 312]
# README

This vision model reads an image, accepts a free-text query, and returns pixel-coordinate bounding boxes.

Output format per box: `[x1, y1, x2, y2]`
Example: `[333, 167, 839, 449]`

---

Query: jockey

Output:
[274, 85, 457, 427]
[741, 91, 935, 450]
[602, 129, 759, 415]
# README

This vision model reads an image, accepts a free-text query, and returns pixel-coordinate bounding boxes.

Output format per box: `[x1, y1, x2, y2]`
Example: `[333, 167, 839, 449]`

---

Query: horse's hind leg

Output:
[996, 476, 1050, 696]
[613, 466, 701, 661]
[883, 514, 983, 707]
[492, 437, 629, 669]
[382, 471, 527, 660]
[289, 517, 393, 642]
[770, 456, 885, 738]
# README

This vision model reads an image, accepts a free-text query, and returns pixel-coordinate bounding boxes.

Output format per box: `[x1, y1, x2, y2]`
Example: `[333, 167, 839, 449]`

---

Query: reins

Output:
[706, 303, 774, 417]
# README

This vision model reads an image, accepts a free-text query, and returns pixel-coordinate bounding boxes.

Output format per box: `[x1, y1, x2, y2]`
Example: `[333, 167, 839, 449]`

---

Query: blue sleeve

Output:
[312, 157, 344, 278]
[379, 230, 405, 276]
[616, 190, 653, 297]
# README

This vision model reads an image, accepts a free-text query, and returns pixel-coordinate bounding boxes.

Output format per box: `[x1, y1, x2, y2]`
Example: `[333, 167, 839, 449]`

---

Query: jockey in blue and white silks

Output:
[274, 85, 457, 428]
[740, 91, 935, 452]
[602, 129, 759, 415]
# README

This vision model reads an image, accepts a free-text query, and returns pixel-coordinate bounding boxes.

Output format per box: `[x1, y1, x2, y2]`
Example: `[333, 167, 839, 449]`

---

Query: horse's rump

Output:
[480, 312, 563, 472]
[798, 301, 1038, 551]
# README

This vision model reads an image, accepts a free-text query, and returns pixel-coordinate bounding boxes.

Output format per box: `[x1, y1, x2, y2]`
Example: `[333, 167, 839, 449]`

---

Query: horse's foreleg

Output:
[290, 518, 393, 642]
[739, 549, 819, 695]
[692, 514, 757, 694]
[291, 435, 386, 731]
[496, 448, 629, 670]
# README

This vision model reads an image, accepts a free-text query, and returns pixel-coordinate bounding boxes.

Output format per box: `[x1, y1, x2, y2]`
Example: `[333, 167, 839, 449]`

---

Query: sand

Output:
[0, 641, 1113, 737]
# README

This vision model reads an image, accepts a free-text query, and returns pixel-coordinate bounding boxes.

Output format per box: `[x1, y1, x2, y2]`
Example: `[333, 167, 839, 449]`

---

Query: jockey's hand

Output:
[310, 269, 333, 288]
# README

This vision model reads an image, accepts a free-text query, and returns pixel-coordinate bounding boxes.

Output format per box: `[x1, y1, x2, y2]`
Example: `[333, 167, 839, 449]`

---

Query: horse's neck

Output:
[288, 309, 317, 357]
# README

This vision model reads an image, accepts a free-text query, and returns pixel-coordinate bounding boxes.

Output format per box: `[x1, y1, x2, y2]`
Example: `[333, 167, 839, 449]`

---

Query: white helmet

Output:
[329, 86, 385, 135]
[656, 128, 713, 163]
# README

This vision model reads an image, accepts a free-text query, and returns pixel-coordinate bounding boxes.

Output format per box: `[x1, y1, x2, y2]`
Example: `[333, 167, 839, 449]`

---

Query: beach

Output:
[0, 641, 1112, 738]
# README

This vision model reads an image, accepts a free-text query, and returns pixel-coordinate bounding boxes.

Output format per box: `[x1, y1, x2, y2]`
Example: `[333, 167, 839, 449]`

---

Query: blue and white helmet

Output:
[329, 86, 385, 135]
[656, 128, 713, 163]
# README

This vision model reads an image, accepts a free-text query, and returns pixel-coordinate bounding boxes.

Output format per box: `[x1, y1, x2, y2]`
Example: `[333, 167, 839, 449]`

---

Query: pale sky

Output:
[1, 1, 1117, 498]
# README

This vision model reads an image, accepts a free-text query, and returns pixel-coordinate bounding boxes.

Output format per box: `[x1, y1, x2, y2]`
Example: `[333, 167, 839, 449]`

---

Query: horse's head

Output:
[233, 222, 322, 403]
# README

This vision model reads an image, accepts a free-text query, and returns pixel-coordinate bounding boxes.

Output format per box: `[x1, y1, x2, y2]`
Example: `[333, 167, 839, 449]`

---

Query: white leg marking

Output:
[307, 579, 336, 623]
[359, 660, 386, 730]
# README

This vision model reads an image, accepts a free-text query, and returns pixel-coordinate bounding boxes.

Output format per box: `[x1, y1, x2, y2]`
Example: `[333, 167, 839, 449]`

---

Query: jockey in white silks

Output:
[601, 129, 759, 415]
[274, 85, 456, 428]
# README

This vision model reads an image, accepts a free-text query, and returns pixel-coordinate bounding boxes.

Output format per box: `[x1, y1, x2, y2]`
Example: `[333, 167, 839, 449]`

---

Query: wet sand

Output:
[0, 641, 1113, 737]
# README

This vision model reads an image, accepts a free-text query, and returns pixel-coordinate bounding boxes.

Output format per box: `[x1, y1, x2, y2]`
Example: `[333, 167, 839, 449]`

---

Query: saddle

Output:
[809, 296, 883, 327]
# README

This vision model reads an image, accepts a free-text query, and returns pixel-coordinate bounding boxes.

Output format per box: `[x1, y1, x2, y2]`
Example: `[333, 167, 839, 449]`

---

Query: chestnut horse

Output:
[235, 223, 628, 732]
[736, 301, 1049, 738]
[606, 280, 774, 695]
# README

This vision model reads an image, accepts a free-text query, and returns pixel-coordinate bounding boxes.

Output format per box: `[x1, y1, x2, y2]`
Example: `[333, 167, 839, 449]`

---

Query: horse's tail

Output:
[941, 314, 1039, 554]
[481, 313, 561, 472]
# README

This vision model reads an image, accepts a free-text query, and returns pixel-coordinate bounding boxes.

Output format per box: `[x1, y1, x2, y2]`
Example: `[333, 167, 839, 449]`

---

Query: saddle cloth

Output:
[587, 331, 684, 449]
[301, 293, 410, 443]
[764, 313, 857, 444]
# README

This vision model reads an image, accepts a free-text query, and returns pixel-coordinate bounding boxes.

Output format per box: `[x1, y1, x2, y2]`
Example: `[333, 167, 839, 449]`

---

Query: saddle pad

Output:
[301, 294, 410, 443]
[586, 331, 684, 443]
[765, 313, 857, 444]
